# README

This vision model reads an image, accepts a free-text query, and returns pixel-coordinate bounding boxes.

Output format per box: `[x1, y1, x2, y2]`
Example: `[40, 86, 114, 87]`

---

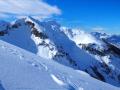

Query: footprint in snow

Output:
[8, 49, 25, 60]
[1, 45, 7, 49]
[50, 74, 78, 90]
[27, 60, 48, 71]
[31, 62, 40, 68]
[19, 55, 24, 60]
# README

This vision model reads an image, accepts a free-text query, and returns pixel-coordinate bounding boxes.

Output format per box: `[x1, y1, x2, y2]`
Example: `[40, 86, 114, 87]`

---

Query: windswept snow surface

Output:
[0, 40, 119, 90]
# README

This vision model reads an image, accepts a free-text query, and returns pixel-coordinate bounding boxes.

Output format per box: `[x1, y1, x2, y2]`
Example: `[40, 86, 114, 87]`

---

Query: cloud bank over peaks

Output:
[0, 0, 61, 19]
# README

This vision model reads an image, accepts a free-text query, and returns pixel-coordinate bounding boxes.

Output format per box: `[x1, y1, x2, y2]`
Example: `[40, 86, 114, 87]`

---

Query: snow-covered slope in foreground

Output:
[0, 40, 119, 90]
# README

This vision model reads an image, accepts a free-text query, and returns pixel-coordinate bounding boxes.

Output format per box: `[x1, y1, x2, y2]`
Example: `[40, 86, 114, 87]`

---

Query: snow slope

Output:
[0, 40, 119, 90]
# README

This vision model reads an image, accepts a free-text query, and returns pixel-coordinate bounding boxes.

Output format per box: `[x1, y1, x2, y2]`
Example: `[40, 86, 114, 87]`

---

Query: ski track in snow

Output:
[30, 61, 48, 71]
[51, 74, 65, 86]
[50, 73, 85, 90]
[51, 74, 76, 90]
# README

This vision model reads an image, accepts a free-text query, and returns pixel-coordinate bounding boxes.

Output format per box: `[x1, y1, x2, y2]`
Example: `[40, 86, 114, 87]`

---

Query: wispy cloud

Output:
[92, 26, 106, 32]
[0, 0, 61, 19]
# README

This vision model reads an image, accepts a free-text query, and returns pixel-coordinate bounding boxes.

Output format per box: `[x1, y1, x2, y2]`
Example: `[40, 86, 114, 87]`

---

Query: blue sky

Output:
[0, 0, 120, 34]
[45, 0, 120, 34]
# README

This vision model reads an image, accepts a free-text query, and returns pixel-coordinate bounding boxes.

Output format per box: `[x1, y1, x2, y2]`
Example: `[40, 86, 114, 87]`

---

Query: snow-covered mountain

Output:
[0, 17, 120, 88]
[63, 29, 120, 86]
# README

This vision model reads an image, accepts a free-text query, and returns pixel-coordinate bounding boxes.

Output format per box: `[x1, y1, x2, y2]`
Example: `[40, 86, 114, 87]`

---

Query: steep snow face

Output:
[0, 40, 119, 90]
[0, 18, 37, 53]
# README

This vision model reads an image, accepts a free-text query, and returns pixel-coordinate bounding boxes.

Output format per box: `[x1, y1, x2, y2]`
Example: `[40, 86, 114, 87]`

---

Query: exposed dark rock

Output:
[0, 30, 8, 36]
[26, 21, 35, 28]
[11, 24, 19, 29]
[25, 20, 48, 39]
[117, 74, 120, 81]
[103, 39, 120, 56]
[53, 45, 77, 67]
[101, 62, 111, 74]
[79, 43, 106, 56]
[91, 66, 105, 81]
[31, 27, 48, 39]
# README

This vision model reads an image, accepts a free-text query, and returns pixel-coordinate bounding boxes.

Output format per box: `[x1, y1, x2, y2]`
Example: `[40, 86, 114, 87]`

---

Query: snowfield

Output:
[0, 40, 119, 90]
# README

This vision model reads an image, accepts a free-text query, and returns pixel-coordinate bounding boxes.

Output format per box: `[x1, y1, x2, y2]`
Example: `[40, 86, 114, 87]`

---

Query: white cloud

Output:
[92, 27, 105, 32]
[0, 0, 61, 19]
